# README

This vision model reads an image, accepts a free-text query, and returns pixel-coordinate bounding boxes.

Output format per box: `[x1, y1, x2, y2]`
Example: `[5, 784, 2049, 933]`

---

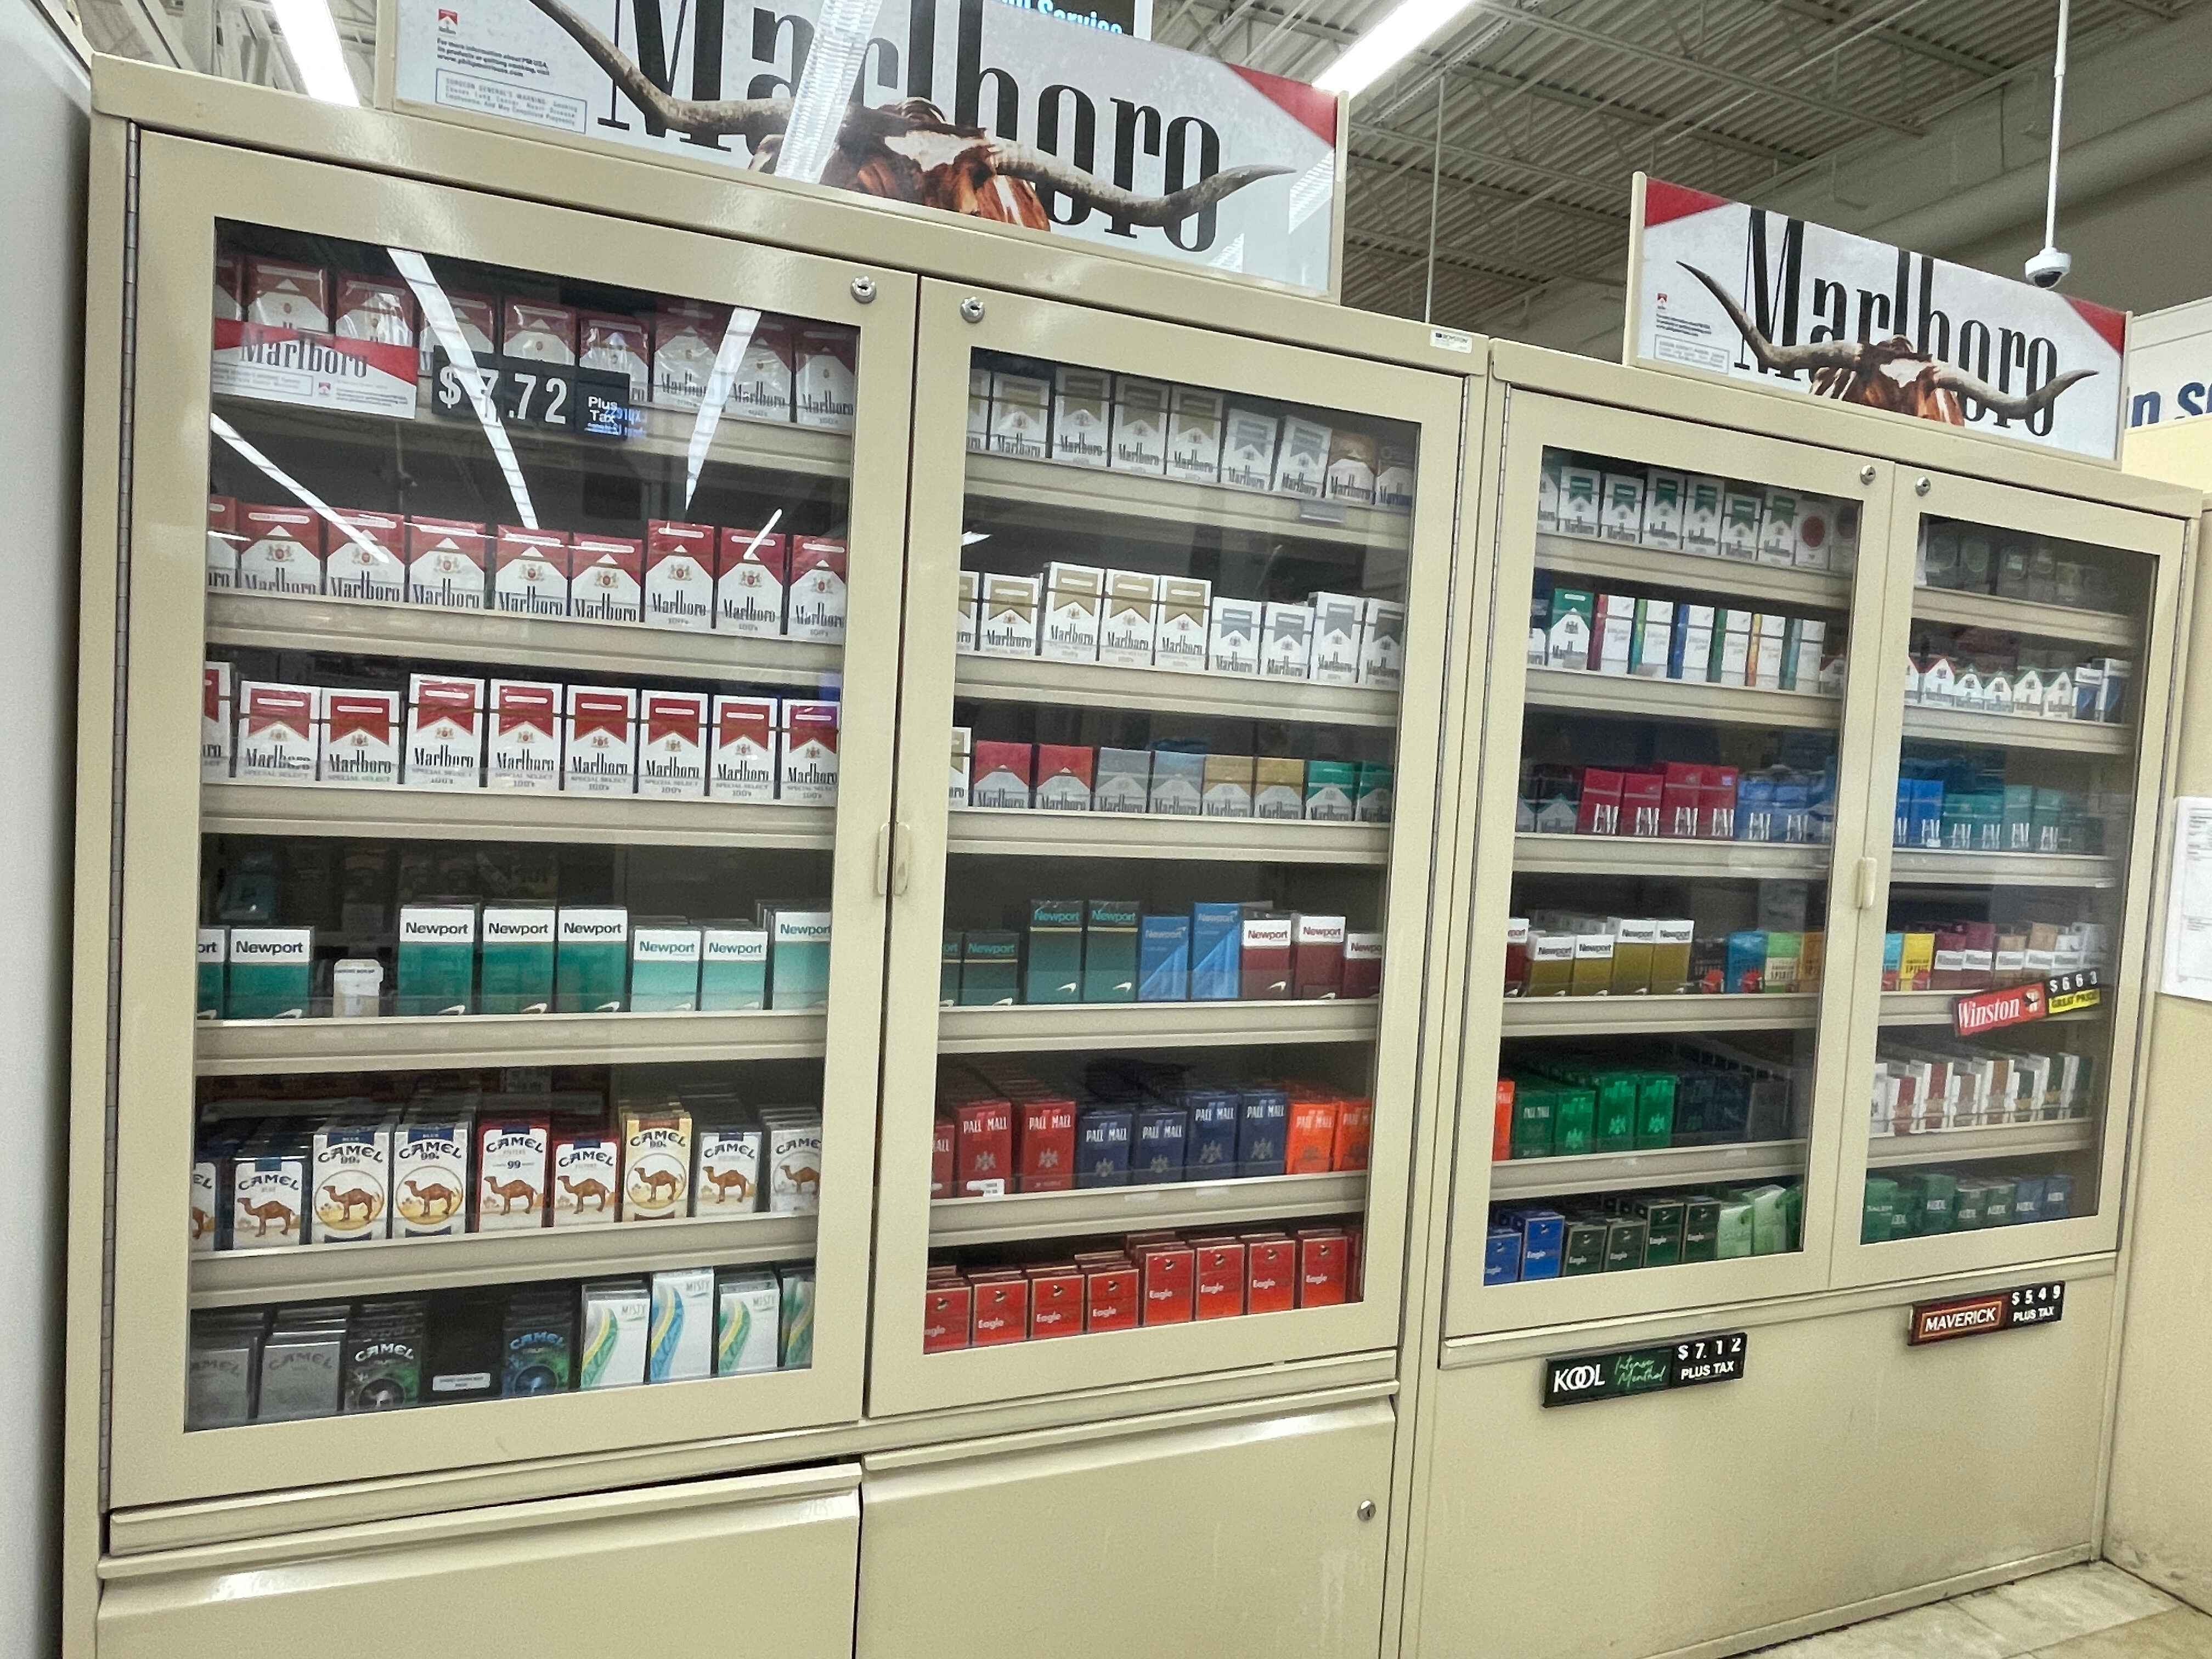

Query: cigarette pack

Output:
[1284, 1098, 1338, 1173]
[1254, 756, 1305, 821]
[1719, 489, 1763, 561]
[1244, 1237, 1295, 1312]
[1305, 759, 1356, 822]
[780, 699, 839, 804]
[922, 1280, 972, 1353]
[1591, 592, 1635, 675]
[1683, 475, 1725, 555]
[787, 537, 848, 644]
[503, 300, 576, 364]
[398, 903, 476, 1017]
[1751, 614, 1786, 690]
[629, 924, 702, 1013]
[988, 370, 1051, 458]
[205, 495, 240, 590]
[335, 276, 413, 349]
[1238, 1090, 1289, 1178]
[1326, 429, 1379, 506]
[404, 519, 489, 611]
[225, 927, 312, 1020]
[235, 680, 318, 785]
[245, 257, 329, 330]
[651, 300, 727, 410]
[1558, 466, 1601, 535]
[1600, 473, 1646, 544]
[310, 1122, 392, 1244]
[714, 528, 787, 636]
[765, 909, 833, 1009]
[196, 928, 224, 1019]
[482, 679, 562, 793]
[1099, 569, 1158, 668]
[1034, 743, 1093, 811]
[1293, 914, 1346, 998]
[1202, 753, 1255, 818]
[1094, 746, 1150, 814]
[1153, 577, 1212, 673]
[716, 1269, 783, 1372]
[474, 1114, 550, 1231]
[1262, 602, 1314, 680]
[693, 1119, 764, 1214]
[1630, 598, 1674, 679]
[229, 1143, 308, 1251]
[979, 573, 1041, 657]
[1190, 900, 1242, 1000]
[1148, 747, 1204, 815]
[322, 509, 405, 603]
[1166, 387, 1224, 483]
[1029, 1266, 1083, 1336]
[1077, 1108, 1133, 1187]
[578, 312, 650, 402]
[1041, 562, 1104, 663]
[1643, 470, 1687, 549]
[729, 317, 794, 422]
[957, 1098, 1013, 1194]
[1220, 406, 1280, 492]
[619, 1106, 693, 1221]
[1239, 909, 1294, 999]
[1375, 441, 1416, 511]
[391, 1118, 470, 1238]
[1793, 498, 1833, 571]
[1830, 500, 1863, 574]
[710, 696, 777, 803]
[578, 1281, 649, 1390]
[318, 687, 400, 788]
[1139, 1244, 1195, 1324]
[1209, 597, 1263, 676]
[555, 906, 629, 1012]
[1138, 913, 1190, 1001]
[646, 1266, 714, 1383]
[956, 569, 979, 653]
[1273, 415, 1332, 499]
[563, 685, 637, 795]
[237, 505, 323, 596]
[972, 1277, 1028, 1345]
[1132, 1104, 1187, 1184]
[971, 740, 1032, 810]
[1758, 488, 1800, 568]
[1361, 599, 1407, 688]
[1084, 899, 1140, 1001]
[212, 255, 243, 323]
[792, 327, 856, 430]
[1110, 376, 1170, 474]
[949, 726, 973, 809]
[491, 526, 569, 616]
[1025, 899, 1084, 1005]
[637, 690, 710, 799]
[424, 291, 498, 371]
[1050, 366, 1112, 467]
[642, 521, 715, 631]
[1310, 592, 1364, 685]
[699, 925, 769, 1011]
[1019, 1098, 1077, 1193]
[478, 905, 555, 1014]
[568, 535, 644, 623]
[1342, 932, 1383, 999]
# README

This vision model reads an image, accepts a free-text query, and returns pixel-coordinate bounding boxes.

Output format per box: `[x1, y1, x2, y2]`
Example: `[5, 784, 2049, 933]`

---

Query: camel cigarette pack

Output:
[651, 300, 725, 408]
[234, 679, 314, 785]
[1220, 406, 1280, 492]
[700, 925, 768, 1010]
[710, 696, 777, 802]
[979, 573, 1041, 657]
[1263, 602, 1314, 679]
[568, 535, 644, 623]
[238, 505, 323, 596]
[1166, 387, 1225, 483]
[556, 906, 629, 1012]
[1153, 577, 1212, 673]
[1683, 475, 1725, 555]
[1208, 597, 1263, 676]
[780, 699, 839, 804]
[563, 685, 636, 795]
[793, 327, 856, 431]
[630, 924, 703, 1013]
[715, 528, 787, 635]
[1310, 593, 1364, 685]
[483, 679, 561, 792]
[717, 1270, 782, 1374]
[1149, 747, 1204, 815]
[1642, 470, 1687, 549]
[1041, 562, 1104, 662]
[1361, 600, 1406, 688]
[479, 905, 555, 1014]
[492, 526, 569, 616]
[1110, 376, 1170, 473]
[390, 1116, 469, 1238]
[309, 1122, 391, 1244]
[637, 690, 709, 799]
[326, 509, 405, 602]
[230, 1143, 307, 1251]
[766, 909, 833, 1009]
[225, 927, 313, 1019]
[989, 371, 1051, 458]
[1094, 569, 1153, 666]
[646, 1266, 714, 1383]
[695, 1120, 764, 1212]
[579, 1280, 649, 1389]
[643, 521, 715, 631]
[1600, 473, 1646, 544]
[472, 1115, 550, 1233]
[620, 1106, 693, 1221]
[398, 904, 477, 1015]
[1051, 367, 1112, 467]
[1273, 415, 1331, 499]
[787, 538, 848, 644]
[765, 1118, 824, 1215]
[206, 495, 239, 589]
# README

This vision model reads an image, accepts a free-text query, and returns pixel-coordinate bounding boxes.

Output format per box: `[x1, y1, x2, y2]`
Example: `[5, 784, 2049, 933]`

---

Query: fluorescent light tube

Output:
[270, 0, 360, 105]
[1313, 0, 1478, 95]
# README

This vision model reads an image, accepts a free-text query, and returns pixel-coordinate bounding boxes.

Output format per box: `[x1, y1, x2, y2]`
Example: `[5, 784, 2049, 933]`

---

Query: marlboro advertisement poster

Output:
[210, 323, 421, 419]
[394, 0, 1338, 292]
[1628, 176, 2128, 463]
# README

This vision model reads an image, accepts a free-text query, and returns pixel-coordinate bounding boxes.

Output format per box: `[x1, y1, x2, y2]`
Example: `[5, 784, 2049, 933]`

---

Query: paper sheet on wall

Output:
[2160, 798, 2212, 1000]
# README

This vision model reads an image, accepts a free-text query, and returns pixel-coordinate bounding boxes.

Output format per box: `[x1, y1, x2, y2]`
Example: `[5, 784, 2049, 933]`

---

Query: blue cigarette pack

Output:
[1483, 1226, 1524, 1284]
[1237, 1088, 1288, 1176]
[1076, 1107, 1133, 1188]
[1734, 773, 1775, 842]
[1510, 1207, 1566, 1279]
[1132, 1103, 1188, 1184]
[2042, 1172, 2075, 1220]
[1190, 901, 1242, 1001]
[1893, 779, 1912, 848]
[1184, 1090, 1240, 1179]
[1725, 930, 1768, 995]
[1910, 778, 1945, 849]
[1139, 913, 1192, 1001]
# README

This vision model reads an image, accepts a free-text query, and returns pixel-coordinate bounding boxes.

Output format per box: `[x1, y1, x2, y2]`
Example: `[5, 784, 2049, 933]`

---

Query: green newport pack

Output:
[479, 904, 556, 1015]
[1024, 899, 1086, 1005]
[225, 927, 313, 1020]
[766, 908, 833, 1009]
[1083, 900, 1141, 1002]
[701, 924, 768, 1011]
[196, 928, 225, 1020]
[959, 931, 1020, 1005]
[630, 922, 703, 1013]
[397, 903, 478, 1017]
[555, 907, 629, 1013]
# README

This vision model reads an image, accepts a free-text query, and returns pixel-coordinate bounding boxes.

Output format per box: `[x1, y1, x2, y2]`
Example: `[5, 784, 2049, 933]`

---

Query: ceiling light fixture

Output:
[1313, 0, 1479, 97]
[269, 0, 361, 105]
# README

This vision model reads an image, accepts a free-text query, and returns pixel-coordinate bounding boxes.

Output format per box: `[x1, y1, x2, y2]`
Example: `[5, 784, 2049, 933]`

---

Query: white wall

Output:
[0, 6, 86, 1655]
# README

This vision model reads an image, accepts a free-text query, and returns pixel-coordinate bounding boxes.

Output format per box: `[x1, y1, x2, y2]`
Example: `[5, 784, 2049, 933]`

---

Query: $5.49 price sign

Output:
[1542, 1330, 1748, 1408]
[431, 351, 637, 438]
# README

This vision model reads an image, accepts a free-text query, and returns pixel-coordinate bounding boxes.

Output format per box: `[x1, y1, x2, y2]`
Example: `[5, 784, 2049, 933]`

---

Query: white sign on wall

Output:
[2125, 295, 2212, 430]
[1626, 176, 2129, 464]
[394, 0, 1336, 291]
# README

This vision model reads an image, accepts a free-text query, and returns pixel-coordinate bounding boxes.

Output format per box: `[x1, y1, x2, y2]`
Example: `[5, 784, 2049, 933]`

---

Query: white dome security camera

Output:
[2025, 245, 2073, 290]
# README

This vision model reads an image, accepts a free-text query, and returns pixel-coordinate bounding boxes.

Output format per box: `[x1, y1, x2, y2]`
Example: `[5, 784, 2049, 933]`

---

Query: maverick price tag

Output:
[1909, 1279, 2065, 1345]
[1951, 969, 2101, 1038]
[432, 349, 635, 438]
[1542, 1330, 1748, 1408]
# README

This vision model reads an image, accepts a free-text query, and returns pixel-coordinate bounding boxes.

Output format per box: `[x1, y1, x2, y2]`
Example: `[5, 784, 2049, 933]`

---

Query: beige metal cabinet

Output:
[857, 1400, 1393, 1659]
[98, 1465, 861, 1656]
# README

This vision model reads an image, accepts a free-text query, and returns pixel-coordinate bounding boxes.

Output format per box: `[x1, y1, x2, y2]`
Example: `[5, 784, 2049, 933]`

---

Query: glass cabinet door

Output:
[1830, 468, 2182, 1284]
[106, 136, 912, 1506]
[870, 280, 1469, 1417]
[1444, 391, 1895, 1336]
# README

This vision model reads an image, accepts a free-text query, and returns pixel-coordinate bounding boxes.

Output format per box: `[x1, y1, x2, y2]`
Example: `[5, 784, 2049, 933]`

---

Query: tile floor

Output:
[1751, 1564, 2212, 1657]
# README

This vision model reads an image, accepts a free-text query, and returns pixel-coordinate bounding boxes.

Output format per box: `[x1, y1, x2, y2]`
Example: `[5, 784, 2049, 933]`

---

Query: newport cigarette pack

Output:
[206, 495, 240, 590]
[794, 328, 856, 430]
[503, 300, 576, 364]
[236, 505, 323, 596]
[988, 370, 1051, 458]
[225, 927, 312, 1020]
[479, 905, 556, 1014]
[1166, 387, 1224, 484]
[325, 510, 405, 603]
[1110, 375, 1170, 474]
[710, 696, 777, 802]
[1051, 366, 1112, 467]
[568, 535, 644, 623]
[651, 300, 726, 409]
[492, 526, 569, 616]
[398, 904, 477, 1016]
[979, 573, 1041, 657]
[485, 679, 561, 792]
[1084, 899, 1139, 1001]
[1190, 900, 1242, 1000]
[630, 924, 703, 1012]
[1100, 569, 1158, 668]
[318, 687, 400, 787]
[555, 906, 629, 1012]
[1220, 405, 1280, 492]
[637, 689, 710, 798]
[1262, 602, 1314, 680]
[715, 528, 787, 636]
[1273, 415, 1331, 499]
[1208, 597, 1263, 676]
[766, 909, 833, 1009]
[236, 680, 318, 785]
[563, 685, 637, 795]
[1041, 562, 1104, 663]
[787, 538, 848, 644]
[780, 699, 839, 804]
[578, 312, 650, 402]
[1293, 913, 1347, 998]
[643, 521, 715, 631]
[196, 928, 224, 1019]
[699, 925, 768, 1011]
[1153, 577, 1212, 673]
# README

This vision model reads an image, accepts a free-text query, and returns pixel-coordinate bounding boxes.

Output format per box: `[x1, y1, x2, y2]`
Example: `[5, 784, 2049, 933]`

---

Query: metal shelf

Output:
[947, 806, 1389, 865]
[963, 451, 1405, 552]
[188, 1211, 816, 1309]
[195, 1009, 829, 1076]
[1489, 1139, 1809, 1198]
[1901, 703, 2132, 756]
[929, 1172, 1366, 1248]
[1499, 993, 1818, 1037]
[1533, 532, 1851, 610]
[1867, 1120, 2096, 1168]
[953, 651, 1397, 728]
[1911, 584, 2138, 651]
[1878, 991, 2104, 1028]
[1515, 833, 1829, 881]
[204, 781, 835, 851]
[935, 998, 1379, 1054]
[1888, 849, 2121, 889]
[216, 382, 852, 481]
[1525, 666, 1840, 730]
[205, 591, 840, 691]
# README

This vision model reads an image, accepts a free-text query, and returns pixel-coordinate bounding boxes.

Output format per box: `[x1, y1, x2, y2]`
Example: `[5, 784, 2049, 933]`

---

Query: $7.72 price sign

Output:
[431, 351, 636, 438]
[1542, 1330, 1748, 1408]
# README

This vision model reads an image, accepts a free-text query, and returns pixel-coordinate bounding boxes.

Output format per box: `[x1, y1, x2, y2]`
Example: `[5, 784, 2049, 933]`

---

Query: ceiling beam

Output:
[1765, 0, 2006, 77]
[1347, 125, 1631, 213]
[1341, 226, 1620, 291]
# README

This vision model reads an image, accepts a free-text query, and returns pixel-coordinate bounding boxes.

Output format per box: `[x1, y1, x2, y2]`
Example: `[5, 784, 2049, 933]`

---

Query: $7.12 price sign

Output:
[1542, 1330, 1748, 1407]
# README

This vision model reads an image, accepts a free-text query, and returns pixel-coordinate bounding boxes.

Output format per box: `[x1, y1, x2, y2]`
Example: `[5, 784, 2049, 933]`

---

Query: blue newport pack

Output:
[1189, 901, 1242, 1000]
[1138, 914, 1191, 1001]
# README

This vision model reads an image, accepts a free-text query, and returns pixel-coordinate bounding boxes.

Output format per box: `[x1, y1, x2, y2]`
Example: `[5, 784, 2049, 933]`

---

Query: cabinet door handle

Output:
[890, 819, 913, 898]
[1857, 856, 1879, 910]
[874, 823, 893, 898]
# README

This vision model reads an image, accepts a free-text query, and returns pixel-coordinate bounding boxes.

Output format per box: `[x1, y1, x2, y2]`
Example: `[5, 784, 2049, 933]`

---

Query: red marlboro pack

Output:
[787, 538, 849, 645]
[236, 504, 323, 597]
[1296, 1230, 1349, 1307]
[644, 520, 715, 633]
[1293, 914, 1346, 999]
[1026, 1265, 1084, 1338]
[493, 527, 571, 618]
[1193, 1240, 1246, 1320]
[729, 316, 794, 421]
[651, 299, 730, 409]
[710, 695, 777, 803]
[638, 690, 710, 800]
[957, 1098, 1013, 1196]
[487, 679, 561, 793]
[1244, 1235, 1296, 1314]
[324, 509, 405, 604]
[1283, 1098, 1339, 1176]
[205, 495, 240, 590]
[405, 517, 489, 612]
[780, 701, 839, 806]
[420, 291, 498, 371]
[318, 687, 400, 788]
[563, 686, 637, 796]
[579, 313, 650, 402]
[794, 327, 857, 431]
[1239, 910, 1294, 1000]
[970, 1274, 1029, 1346]
[1620, 771, 1663, 839]
[569, 536, 644, 623]
[503, 299, 577, 365]
[923, 1280, 973, 1352]
[212, 255, 243, 323]
[930, 1115, 955, 1199]
[1032, 744, 1094, 813]
[1576, 768, 1623, 836]
[1661, 763, 1705, 838]
[202, 662, 232, 782]
[244, 257, 329, 331]
[405, 674, 485, 791]
[715, 528, 789, 636]
[335, 276, 415, 347]
[235, 680, 318, 785]
[1702, 766, 1740, 839]
[1084, 1264, 1139, 1333]
[970, 741, 1032, 811]
[1018, 1097, 1077, 1194]
[1331, 1099, 1373, 1171]
[1138, 1244, 1195, 1325]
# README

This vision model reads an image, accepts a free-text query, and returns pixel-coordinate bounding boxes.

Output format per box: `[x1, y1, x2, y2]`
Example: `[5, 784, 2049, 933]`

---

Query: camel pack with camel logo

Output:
[311, 1121, 392, 1244]
[475, 1115, 551, 1233]
[550, 1124, 619, 1228]
[229, 1132, 308, 1252]
[620, 1105, 693, 1222]
[759, 1110, 825, 1216]
[392, 1114, 470, 1238]
[693, 1116, 764, 1214]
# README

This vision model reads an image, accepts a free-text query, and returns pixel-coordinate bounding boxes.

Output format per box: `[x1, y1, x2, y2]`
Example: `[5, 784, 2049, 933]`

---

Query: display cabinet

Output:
[103, 131, 912, 1506]
[868, 280, 1470, 1415]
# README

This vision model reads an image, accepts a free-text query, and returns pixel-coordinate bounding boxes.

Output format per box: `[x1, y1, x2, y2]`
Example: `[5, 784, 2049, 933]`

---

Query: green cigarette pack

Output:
[1743, 1183, 1787, 1255]
[1083, 899, 1141, 1002]
[1714, 1197, 1755, 1258]
[398, 903, 478, 1016]
[766, 909, 833, 1009]
[700, 925, 768, 1011]
[1953, 1180, 1988, 1229]
[1862, 1176, 1899, 1243]
[1635, 1198, 1685, 1267]
[1551, 1086, 1596, 1156]
[1904, 1171, 1957, 1233]
[555, 906, 629, 1013]
[1782, 1183, 1803, 1250]
[959, 931, 1020, 1006]
[630, 923, 703, 1013]
[1602, 1216, 1647, 1272]
[939, 930, 961, 1008]
[1982, 1177, 2019, 1227]
[225, 927, 313, 1020]
[1560, 1217, 1607, 1276]
[1510, 1084, 1554, 1159]
[1305, 760, 1357, 823]
[479, 905, 555, 1014]
[1680, 1196, 1720, 1262]
[1634, 1072, 1677, 1148]
[1024, 899, 1085, 1005]
[196, 928, 224, 1020]
[1590, 1072, 1638, 1153]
